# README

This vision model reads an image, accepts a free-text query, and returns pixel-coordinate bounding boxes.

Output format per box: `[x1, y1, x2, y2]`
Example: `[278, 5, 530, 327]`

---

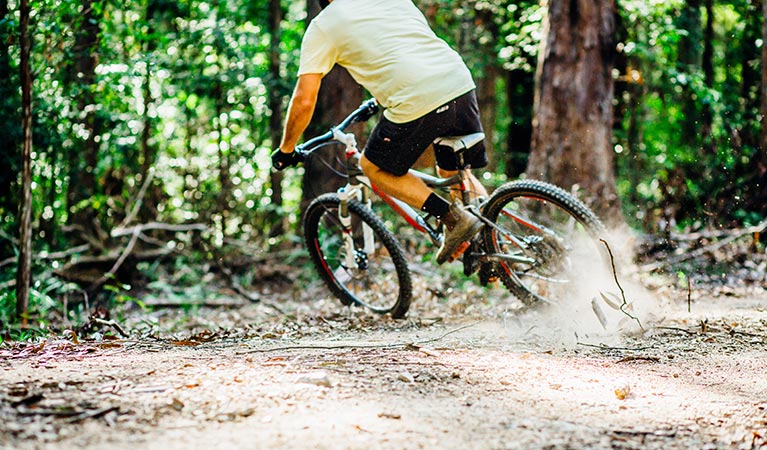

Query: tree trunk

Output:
[214, 81, 230, 237]
[758, 0, 767, 198]
[66, 0, 101, 229]
[469, 3, 500, 173]
[676, 0, 702, 145]
[16, 0, 32, 326]
[0, 0, 20, 260]
[268, 0, 285, 234]
[140, 55, 155, 184]
[138, 3, 162, 224]
[477, 64, 498, 172]
[301, 1, 364, 209]
[700, 0, 714, 155]
[762, 0, 767, 172]
[505, 69, 534, 179]
[527, 0, 621, 222]
[138, 61, 157, 224]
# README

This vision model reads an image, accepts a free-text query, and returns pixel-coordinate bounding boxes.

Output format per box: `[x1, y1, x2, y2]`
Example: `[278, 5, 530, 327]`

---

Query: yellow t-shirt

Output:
[298, 0, 476, 123]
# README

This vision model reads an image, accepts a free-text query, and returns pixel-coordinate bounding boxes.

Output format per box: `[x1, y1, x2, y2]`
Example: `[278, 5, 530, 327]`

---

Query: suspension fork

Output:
[336, 183, 376, 270]
[339, 182, 374, 236]
[326, 128, 375, 269]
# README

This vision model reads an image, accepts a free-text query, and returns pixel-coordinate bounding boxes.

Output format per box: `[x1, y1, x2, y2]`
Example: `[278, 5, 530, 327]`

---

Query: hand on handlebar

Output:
[355, 98, 380, 122]
[271, 148, 305, 171]
[272, 99, 378, 168]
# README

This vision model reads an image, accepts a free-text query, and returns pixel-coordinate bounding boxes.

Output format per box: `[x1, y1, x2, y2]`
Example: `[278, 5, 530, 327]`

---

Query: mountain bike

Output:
[289, 99, 607, 319]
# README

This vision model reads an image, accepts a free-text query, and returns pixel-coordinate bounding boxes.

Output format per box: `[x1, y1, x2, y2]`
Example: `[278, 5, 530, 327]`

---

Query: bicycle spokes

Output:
[481, 180, 606, 306]
[304, 194, 412, 318]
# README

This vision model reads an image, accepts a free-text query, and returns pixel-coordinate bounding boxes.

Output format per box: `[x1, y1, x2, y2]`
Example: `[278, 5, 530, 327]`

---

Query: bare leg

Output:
[436, 168, 488, 203]
[360, 154, 485, 264]
[359, 154, 433, 208]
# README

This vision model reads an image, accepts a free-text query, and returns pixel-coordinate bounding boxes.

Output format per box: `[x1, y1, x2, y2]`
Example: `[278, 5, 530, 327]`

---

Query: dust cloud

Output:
[496, 227, 666, 349]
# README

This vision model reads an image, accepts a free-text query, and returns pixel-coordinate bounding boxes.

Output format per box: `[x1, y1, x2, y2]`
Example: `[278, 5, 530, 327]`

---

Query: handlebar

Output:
[295, 98, 380, 156]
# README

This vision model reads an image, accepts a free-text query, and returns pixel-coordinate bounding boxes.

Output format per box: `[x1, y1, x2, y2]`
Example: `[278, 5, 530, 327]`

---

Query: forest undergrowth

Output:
[1, 226, 766, 450]
[2, 220, 765, 346]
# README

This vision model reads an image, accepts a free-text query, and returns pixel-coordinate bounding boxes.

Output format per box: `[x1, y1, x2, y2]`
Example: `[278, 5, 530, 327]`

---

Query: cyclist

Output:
[272, 0, 488, 264]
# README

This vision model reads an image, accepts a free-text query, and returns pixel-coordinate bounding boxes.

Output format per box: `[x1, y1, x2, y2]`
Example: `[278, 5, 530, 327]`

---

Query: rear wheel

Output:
[481, 180, 607, 306]
[303, 193, 412, 318]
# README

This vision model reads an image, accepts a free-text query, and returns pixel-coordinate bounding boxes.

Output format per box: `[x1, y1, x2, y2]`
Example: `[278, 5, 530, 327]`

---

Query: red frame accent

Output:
[499, 198, 545, 233]
[371, 184, 428, 234]
[494, 196, 549, 277]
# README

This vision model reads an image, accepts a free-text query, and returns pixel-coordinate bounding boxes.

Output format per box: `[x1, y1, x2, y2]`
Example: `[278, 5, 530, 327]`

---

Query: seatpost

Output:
[455, 152, 474, 206]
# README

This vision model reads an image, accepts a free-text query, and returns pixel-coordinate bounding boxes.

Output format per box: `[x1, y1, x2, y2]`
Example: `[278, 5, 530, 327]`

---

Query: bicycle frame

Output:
[297, 101, 611, 317]
[324, 127, 539, 267]
[330, 125, 453, 245]
[299, 99, 559, 270]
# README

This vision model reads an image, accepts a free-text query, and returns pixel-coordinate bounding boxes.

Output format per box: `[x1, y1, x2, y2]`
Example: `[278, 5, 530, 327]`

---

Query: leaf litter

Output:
[1, 241, 766, 449]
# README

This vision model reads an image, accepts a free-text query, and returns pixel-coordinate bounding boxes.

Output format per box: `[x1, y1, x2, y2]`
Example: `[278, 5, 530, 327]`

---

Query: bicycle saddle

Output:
[433, 132, 485, 153]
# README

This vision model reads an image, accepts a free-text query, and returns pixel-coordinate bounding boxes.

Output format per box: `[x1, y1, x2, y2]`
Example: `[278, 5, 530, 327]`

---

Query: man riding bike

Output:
[272, 0, 488, 264]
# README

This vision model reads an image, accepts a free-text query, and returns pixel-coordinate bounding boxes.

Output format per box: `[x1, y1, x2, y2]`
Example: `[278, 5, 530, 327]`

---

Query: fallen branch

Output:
[575, 342, 654, 351]
[655, 326, 697, 335]
[612, 429, 676, 438]
[141, 299, 248, 308]
[615, 356, 661, 363]
[65, 405, 120, 424]
[88, 227, 142, 290]
[600, 239, 643, 330]
[722, 323, 767, 340]
[111, 222, 208, 238]
[91, 317, 129, 338]
[0, 244, 91, 269]
[61, 223, 109, 254]
[239, 321, 480, 354]
[117, 167, 156, 230]
[54, 249, 171, 286]
[642, 218, 767, 272]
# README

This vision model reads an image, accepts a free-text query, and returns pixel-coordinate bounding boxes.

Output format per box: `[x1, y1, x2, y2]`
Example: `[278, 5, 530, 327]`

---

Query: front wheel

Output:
[303, 193, 412, 318]
[481, 180, 607, 306]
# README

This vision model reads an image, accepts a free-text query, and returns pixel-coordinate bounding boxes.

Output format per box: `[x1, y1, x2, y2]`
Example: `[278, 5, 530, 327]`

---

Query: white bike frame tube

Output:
[336, 188, 358, 270]
[336, 128, 376, 265]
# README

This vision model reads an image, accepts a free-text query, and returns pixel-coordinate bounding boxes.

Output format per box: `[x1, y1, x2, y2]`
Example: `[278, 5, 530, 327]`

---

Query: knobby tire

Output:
[303, 193, 413, 318]
[481, 180, 607, 306]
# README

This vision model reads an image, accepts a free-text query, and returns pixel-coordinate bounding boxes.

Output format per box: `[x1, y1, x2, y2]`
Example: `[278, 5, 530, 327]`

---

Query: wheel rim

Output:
[313, 204, 403, 313]
[489, 194, 603, 304]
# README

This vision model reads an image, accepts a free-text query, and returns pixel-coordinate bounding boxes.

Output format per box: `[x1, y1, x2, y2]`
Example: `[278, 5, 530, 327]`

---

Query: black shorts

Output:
[363, 90, 487, 177]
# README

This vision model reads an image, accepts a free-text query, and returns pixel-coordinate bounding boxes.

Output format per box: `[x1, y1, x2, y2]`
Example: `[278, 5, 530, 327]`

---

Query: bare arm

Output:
[278, 73, 323, 154]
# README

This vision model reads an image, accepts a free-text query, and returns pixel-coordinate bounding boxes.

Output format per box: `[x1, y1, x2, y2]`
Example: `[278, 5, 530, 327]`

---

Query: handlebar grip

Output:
[294, 99, 380, 156]
[355, 99, 380, 122]
[271, 148, 305, 170]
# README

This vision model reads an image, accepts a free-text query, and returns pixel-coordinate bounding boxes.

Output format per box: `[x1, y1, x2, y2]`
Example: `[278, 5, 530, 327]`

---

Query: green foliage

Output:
[1, 0, 766, 327]
[0, 0, 21, 259]
[0, 264, 83, 334]
[0, 287, 17, 327]
[615, 0, 765, 231]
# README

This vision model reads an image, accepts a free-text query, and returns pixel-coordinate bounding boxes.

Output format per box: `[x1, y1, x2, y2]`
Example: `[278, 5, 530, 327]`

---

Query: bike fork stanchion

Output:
[337, 189, 359, 270]
[362, 198, 375, 254]
[337, 185, 377, 268]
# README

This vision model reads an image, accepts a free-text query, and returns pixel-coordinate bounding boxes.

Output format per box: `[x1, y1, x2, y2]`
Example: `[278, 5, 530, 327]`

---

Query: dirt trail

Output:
[2, 293, 767, 450]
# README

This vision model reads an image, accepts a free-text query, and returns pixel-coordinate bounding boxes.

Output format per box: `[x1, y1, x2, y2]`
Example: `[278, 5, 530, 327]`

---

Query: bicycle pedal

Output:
[462, 241, 481, 276]
[479, 262, 500, 286]
[447, 241, 471, 263]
